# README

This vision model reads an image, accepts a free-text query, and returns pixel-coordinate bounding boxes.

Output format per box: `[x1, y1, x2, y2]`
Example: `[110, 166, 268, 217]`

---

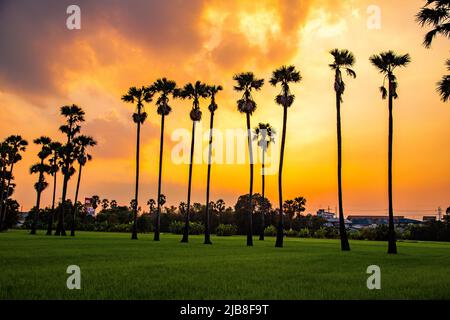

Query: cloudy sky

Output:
[0, 0, 448, 217]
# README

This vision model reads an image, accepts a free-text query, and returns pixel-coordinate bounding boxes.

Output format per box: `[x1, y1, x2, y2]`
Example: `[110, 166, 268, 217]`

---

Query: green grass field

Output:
[0, 230, 449, 299]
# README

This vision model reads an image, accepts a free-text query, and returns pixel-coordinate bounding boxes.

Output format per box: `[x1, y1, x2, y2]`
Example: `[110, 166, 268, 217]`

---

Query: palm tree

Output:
[91, 195, 100, 213]
[270, 66, 302, 248]
[122, 86, 153, 240]
[147, 198, 156, 214]
[30, 136, 52, 235]
[329, 49, 356, 251]
[0, 135, 28, 231]
[254, 123, 275, 240]
[437, 59, 450, 102]
[101, 198, 109, 211]
[46, 141, 62, 235]
[177, 81, 209, 243]
[370, 51, 411, 254]
[233, 72, 264, 247]
[416, 1, 449, 101]
[70, 135, 97, 236]
[55, 105, 85, 236]
[216, 199, 225, 225]
[149, 78, 177, 241]
[204, 85, 223, 245]
[110, 199, 118, 209]
[416, 0, 450, 48]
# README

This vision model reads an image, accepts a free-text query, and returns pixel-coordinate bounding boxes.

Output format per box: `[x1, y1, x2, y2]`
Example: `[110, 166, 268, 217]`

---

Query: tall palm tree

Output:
[329, 49, 356, 251]
[254, 123, 275, 240]
[233, 72, 264, 247]
[30, 136, 52, 235]
[55, 105, 85, 236]
[177, 81, 209, 243]
[270, 66, 301, 248]
[149, 78, 177, 241]
[416, 0, 450, 48]
[122, 86, 153, 240]
[216, 199, 225, 225]
[70, 135, 97, 236]
[0, 135, 28, 231]
[370, 51, 411, 254]
[204, 85, 223, 245]
[437, 59, 450, 102]
[46, 141, 62, 235]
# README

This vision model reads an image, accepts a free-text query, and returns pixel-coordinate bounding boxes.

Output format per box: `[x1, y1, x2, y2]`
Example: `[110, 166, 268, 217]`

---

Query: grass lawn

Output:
[0, 229, 449, 299]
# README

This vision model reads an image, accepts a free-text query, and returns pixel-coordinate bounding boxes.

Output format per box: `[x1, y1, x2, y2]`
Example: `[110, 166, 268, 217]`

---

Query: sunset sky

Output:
[0, 0, 448, 218]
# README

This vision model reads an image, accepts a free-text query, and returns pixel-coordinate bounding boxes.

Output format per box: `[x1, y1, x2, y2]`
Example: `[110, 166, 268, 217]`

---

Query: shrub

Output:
[264, 225, 277, 236]
[216, 224, 237, 236]
[286, 229, 299, 237]
[168, 221, 184, 234]
[109, 224, 131, 233]
[348, 230, 363, 240]
[313, 227, 327, 238]
[189, 222, 205, 235]
[299, 228, 310, 238]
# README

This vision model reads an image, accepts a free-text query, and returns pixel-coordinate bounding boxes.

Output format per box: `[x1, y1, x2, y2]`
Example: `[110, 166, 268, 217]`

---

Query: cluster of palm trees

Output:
[121, 48, 414, 254]
[2, 105, 97, 236]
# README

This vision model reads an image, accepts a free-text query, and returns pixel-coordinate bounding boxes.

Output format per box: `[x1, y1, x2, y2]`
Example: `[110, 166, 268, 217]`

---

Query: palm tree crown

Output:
[269, 65, 301, 107]
[416, 0, 450, 48]
[207, 85, 223, 113]
[437, 59, 450, 102]
[177, 81, 209, 121]
[329, 49, 356, 100]
[73, 135, 97, 166]
[369, 51, 411, 99]
[233, 72, 264, 114]
[254, 123, 275, 152]
[122, 86, 152, 123]
[150, 78, 177, 116]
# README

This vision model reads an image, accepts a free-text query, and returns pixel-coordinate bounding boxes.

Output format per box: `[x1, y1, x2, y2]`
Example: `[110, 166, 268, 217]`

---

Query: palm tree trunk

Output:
[259, 151, 265, 241]
[182, 121, 196, 243]
[154, 114, 165, 241]
[246, 113, 254, 247]
[70, 163, 83, 236]
[55, 173, 69, 236]
[336, 93, 350, 251]
[275, 106, 288, 248]
[387, 79, 397, 254]
[132, 114, 141, 240]
[0, 163, 14, 231]
[204, 112, 214, 245]
[46, 171, 57, 235]
[31, 162, 45, 235]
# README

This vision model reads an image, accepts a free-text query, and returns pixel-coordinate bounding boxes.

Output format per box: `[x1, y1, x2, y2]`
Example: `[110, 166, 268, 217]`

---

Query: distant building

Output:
[422, 216, 436, 222]
[347, 215, 421, 228]
[84, 197, 95, 216]
[317, 209, 351, 228]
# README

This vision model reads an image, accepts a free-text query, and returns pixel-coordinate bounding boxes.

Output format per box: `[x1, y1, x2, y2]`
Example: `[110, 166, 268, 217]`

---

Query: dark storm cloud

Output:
[0, 0, 205, 97]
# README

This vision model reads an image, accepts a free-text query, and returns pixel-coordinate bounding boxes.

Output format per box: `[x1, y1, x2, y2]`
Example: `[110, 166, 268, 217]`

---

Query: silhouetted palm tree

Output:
[270, 66, 301, 248]
[233, 72, 264, 247]
[416, 0, 450, 48]
[55, 105, 85, 236]
[147, 198, 156, 214]
[204, 85, 223, 245]
[370, 51, 411, 254]
[30, 136, 52, 235]
[46, 141, 62, 235]
[149, 78, 177, 241]
[437, 59, 450, 102]
[101, 198, 109, 211]
[216, 199, 225, 225]
[329, 49, 356, 251]
[177, 81, 209, 243]
[122, 86, 153, 239]
[110, 200, 118, 208]
[0, 135, 28, 231]
[70, 135, 97, 236]
[254, 123, 275, 240]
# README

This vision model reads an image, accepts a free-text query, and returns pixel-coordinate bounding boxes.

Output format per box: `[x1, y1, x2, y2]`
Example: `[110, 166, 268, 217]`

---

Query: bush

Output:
[348, 230, 363, 240]
[264, 225, 277, 236]
[168, 221, 184, 234]
[313, 227, 327, 238]
[109, 224, 131, 233]
[216, 224, 237, 236]
[285, 229, 298, 237]
[299, 228, 310, 238]
[168, 221, 205, 235]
